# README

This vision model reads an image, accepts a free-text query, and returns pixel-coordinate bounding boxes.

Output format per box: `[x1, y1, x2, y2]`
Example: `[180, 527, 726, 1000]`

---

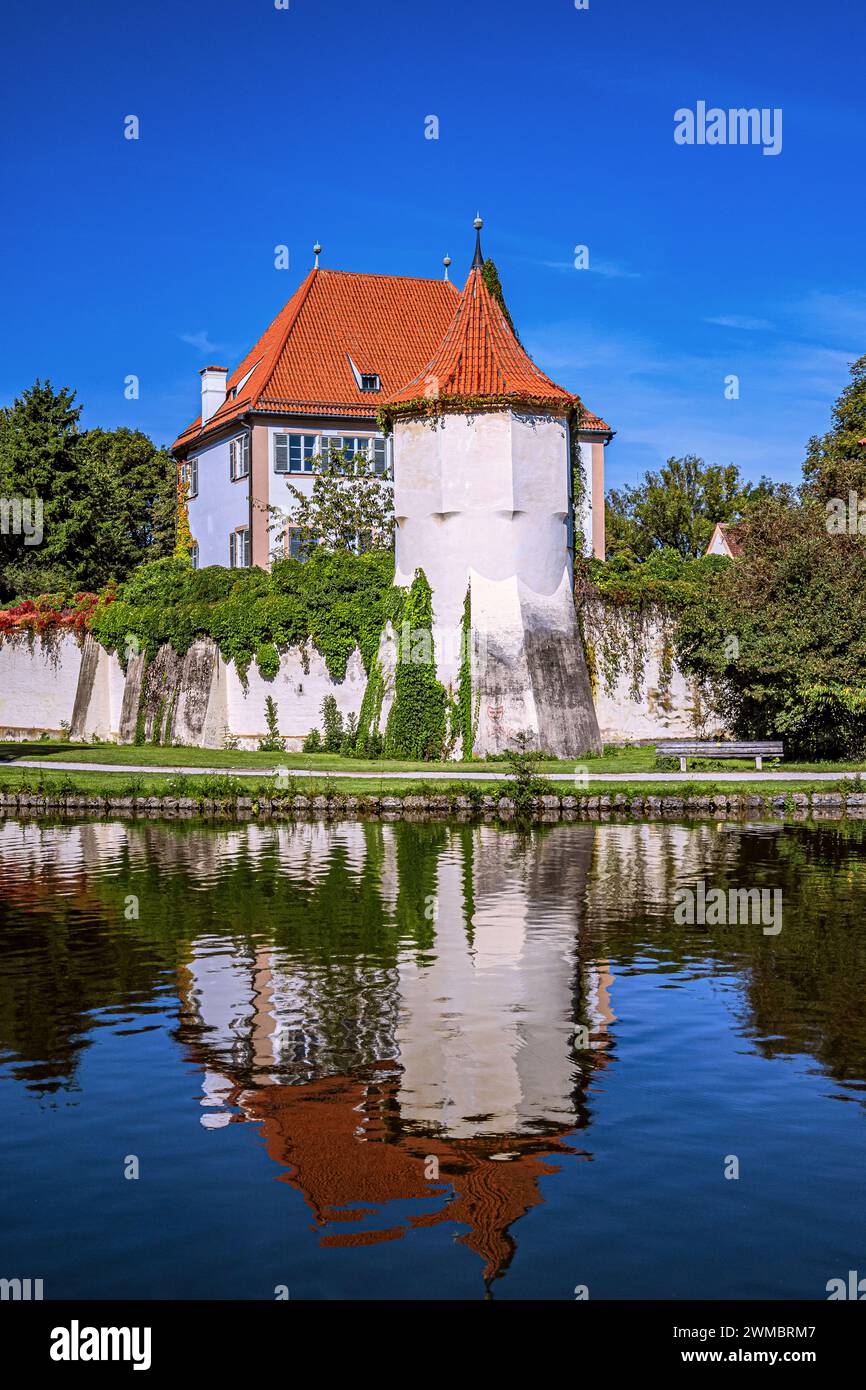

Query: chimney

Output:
[199, 365, 228, 425]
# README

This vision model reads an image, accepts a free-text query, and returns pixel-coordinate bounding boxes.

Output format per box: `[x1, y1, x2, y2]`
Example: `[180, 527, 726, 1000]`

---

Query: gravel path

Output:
[5, 759, 857, 783]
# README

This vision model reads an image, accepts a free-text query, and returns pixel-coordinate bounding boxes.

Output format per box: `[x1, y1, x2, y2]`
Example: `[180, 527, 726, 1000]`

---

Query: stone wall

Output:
[224, 643, 367, 750]
[0, 630, 371, 752]
[0, 632, 124, 741]
[582, 599, 724, 745]
[0, 602, 723, 751]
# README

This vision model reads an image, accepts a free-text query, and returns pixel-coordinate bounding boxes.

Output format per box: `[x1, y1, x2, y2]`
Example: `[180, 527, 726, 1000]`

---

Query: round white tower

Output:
[383, 221, 602, 758]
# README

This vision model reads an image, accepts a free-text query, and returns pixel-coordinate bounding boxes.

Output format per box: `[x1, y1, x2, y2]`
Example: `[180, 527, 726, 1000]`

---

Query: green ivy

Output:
[576, 548, 726, 702]
[91, 549, 395, 685]
[454, 585, 474, 755]
[384, 569, 448, 761]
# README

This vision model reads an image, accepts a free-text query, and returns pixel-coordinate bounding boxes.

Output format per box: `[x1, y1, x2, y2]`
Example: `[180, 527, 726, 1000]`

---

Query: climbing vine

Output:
[570, 416, 587, 558]
[378, 396, 580, 434]
[451, 585, 475, 756]
[175, 473, 193, 560]
[90, 549, 395, 684]
[384, 569, 448, 761]
[575, 549, 725, 708]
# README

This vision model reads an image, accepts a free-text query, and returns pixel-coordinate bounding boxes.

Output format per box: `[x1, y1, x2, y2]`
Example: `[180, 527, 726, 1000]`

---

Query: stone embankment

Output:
[2, 789, 865, 822]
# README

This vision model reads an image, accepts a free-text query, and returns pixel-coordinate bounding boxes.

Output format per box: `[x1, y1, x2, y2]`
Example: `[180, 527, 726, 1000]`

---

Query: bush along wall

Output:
[90, 550, 396, 682]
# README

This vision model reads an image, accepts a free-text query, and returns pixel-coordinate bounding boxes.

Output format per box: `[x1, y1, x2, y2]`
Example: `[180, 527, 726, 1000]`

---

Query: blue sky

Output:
[1, 0, 863, 491]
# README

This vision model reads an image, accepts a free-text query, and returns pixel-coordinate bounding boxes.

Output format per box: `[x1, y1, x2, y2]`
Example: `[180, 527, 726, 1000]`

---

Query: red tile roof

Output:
[172, 269, 460, 453]
[706, 522, 744, 557]
[578, 408, 612, 433]
[173, 263, 612, 452]
[385, 265, 580, 413]
[382, 265, 611, 432]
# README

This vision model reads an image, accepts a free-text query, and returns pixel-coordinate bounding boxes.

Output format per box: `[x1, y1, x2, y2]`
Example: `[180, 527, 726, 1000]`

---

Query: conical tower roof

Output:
[384, 221, 581, 419]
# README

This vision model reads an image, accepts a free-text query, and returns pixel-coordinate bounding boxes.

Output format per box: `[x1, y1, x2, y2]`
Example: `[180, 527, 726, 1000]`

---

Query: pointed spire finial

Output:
[443, 254, 452, 281]
[472, 214, 484, 269]
[313, 242, 322, 269]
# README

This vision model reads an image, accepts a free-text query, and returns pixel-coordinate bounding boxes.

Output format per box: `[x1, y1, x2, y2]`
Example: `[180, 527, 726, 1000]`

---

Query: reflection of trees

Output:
[738, 824, 866, 1084]
[3, 816, 866, 1110]
[0, 823, 178, 1092]
[584, 821, 866, 1095]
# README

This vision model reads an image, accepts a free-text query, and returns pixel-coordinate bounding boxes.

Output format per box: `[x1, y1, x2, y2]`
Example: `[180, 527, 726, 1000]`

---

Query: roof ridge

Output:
[315, 267, 460, 288]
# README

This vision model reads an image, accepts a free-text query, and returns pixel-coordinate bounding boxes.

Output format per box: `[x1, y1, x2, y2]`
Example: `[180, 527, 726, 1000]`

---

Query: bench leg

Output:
[679, 757, 687, 772]
[755, 756, 763, 771]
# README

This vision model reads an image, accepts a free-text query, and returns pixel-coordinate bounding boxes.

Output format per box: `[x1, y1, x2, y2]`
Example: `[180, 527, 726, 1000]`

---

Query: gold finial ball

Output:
[473, 214, 483, 231]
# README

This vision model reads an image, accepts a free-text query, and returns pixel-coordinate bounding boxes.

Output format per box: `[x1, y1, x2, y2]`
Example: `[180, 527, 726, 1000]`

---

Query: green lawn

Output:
[3, 739, 865, 777]
[0, 764, 862, 803]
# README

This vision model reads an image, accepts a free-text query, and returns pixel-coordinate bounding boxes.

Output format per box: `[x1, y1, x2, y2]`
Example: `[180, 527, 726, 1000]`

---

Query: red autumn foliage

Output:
[0, 592, 106, 638]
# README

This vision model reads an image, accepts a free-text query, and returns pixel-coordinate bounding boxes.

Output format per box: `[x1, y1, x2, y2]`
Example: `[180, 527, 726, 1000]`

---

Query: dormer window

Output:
[347, 354, 380, 394]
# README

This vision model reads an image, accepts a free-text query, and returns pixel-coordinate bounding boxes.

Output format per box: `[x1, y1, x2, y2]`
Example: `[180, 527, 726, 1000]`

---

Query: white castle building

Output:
[171, 220, 612, 757]
[172, 222, 612, 573]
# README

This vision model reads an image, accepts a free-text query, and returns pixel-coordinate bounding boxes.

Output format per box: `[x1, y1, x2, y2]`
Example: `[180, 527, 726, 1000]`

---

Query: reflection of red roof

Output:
[172, 270, 460, 453]
[243, 1072, 578, 1286]
[385, 266, 608, 426]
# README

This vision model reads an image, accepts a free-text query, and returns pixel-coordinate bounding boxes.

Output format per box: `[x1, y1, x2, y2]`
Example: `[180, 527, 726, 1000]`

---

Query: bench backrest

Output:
[657, 741, 783, 756]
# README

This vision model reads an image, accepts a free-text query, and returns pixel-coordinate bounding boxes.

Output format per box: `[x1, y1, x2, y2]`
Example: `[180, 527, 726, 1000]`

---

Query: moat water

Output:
[1, 816, 865, 1300]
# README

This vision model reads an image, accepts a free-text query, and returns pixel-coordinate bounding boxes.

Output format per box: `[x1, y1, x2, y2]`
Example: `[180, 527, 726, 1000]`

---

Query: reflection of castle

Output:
[178, 824, 615, 1287]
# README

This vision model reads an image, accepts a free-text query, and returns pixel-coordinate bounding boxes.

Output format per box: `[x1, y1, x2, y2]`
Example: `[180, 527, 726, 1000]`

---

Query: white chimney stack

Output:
[199, 365, 228, 425]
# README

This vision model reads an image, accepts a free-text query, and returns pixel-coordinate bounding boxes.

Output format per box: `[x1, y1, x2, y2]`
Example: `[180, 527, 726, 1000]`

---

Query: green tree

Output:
[801, 353, 866, 502]
[673, 358, 866, 758]
[0, 379, 176, 601]
[0, 379, 83, 597]
[676, 491, 866, 758]
[273, 447, 394, 557]
[606, 455, 771, 560]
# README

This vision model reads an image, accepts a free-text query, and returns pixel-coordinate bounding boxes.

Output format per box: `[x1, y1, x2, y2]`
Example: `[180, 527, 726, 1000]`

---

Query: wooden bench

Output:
[656, 740, 784, 772]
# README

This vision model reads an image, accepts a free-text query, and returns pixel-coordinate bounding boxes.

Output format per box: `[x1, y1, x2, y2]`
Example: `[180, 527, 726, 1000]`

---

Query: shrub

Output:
[255, 642, 280, 679]
[258, 695, 286, 753]
[321, 695, 343, 753]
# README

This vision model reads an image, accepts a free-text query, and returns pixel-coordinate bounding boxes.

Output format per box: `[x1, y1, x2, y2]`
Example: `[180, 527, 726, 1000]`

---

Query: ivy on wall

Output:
[175, 474, 193, 561]
[90, 550, 395, 683]
[451, 585, 475, 755]
[384, 569, 449, 761]
[575, 548, 726, 710]
[570, 419, 587, 558]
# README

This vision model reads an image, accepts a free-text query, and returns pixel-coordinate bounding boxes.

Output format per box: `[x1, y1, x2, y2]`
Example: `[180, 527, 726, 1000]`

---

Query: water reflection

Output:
[2, 816, 866, 1293]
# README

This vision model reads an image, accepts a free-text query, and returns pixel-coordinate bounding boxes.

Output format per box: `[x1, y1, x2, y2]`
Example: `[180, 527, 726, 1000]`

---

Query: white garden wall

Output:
[0, 633, 88, 738]
[224, 643, 367, 750]
[582, 600, 724, 744]
[0, 603, 723, 751]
